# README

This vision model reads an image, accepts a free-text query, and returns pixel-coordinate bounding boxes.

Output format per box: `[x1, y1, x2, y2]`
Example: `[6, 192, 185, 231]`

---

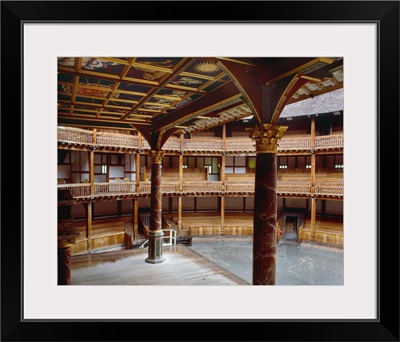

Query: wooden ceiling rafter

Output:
[58, 57, 343, 138]
[119, 58, 193, 121]
[153, 81, 242, 133]
[98, 80, 123, 118]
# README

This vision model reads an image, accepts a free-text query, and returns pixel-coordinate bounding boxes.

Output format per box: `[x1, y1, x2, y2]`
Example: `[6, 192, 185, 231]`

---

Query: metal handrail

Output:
[138, 229, 177, 249]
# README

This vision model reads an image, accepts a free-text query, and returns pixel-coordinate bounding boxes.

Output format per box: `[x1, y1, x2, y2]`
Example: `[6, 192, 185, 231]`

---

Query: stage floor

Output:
[71, 236, 343, 286]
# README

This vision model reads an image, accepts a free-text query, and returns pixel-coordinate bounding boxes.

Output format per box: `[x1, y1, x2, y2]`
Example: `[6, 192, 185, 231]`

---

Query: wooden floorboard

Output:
[71, 244, 250, 286]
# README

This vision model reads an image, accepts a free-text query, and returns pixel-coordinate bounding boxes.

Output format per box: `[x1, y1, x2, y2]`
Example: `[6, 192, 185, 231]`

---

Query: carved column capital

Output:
[247, 124, 288, 153]
[149, 150, 164, 164]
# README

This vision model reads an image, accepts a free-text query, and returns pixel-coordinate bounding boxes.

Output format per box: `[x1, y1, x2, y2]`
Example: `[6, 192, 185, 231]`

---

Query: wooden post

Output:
[220, 196, 225, 235]
[310, 116, 316, 241]
[310, 116, 316, 192]
[177, 196, 182, 236]
[221, 124, 226, 185]
[90, 149, 95, 196]
[132, 198, 138, 241]
[84, 202, 92, 251]
[179, 154, 183, 192]
[310, 197, 317, 242]
[179, 133, 184, 191]
[117, 200, 122, 217]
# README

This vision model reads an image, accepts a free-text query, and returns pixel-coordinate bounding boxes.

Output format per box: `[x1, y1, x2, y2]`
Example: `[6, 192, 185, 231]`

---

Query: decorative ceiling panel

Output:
[57, 57, 344, 135]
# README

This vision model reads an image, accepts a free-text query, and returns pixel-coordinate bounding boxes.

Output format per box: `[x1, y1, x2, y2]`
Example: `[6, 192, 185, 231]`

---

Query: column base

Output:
[145, 255, 166, 264]
[145, 230, 166, 264]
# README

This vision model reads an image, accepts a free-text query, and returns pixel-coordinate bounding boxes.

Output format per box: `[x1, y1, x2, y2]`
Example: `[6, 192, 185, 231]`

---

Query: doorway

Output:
[283, 216, 298, 241]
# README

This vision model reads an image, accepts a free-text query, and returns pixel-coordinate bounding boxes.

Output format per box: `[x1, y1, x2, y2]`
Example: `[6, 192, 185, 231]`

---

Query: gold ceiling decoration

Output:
[193, 61, 220, 74]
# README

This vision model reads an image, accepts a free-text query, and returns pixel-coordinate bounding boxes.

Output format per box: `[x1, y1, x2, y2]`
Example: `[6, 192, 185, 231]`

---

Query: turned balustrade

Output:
[57, 126, 343, 153]
[314, 184, 343, 195]
[183, 138, 224, 151]
[278, 136, 311, 150]
[96, 132, 139, 149]
[57, 126, 93, 145]
[57, 180, 342, 198]
[314, 135, 343, 149]
[57, 183, 91, 197]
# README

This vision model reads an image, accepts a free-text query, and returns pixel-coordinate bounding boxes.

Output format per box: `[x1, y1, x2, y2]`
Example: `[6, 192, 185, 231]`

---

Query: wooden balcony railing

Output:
[314, 135, 343, 149]
[58, 126, 343, 153]
[225, 139, 255, 151]
[57, 126, 93, 145]
[278, 183, 311, 195]
[181, 181, 222, 193]
[57, 183, 91, 197]
[94, 182, 137, 195]
[162, 138, 181, 151]
[224, 182, 254, 193]
[96, 132, 139, 149]
[278, 136, 311, 151]
[57, 180, 343, 199]
[314, 184, 343, 196]
[183, 139, 224, 151]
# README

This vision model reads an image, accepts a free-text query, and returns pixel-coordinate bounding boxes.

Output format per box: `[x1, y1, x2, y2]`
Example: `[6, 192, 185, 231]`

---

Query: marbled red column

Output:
[146, 150, 165, 264]
[58, 246, 71, 285]
[248, 124, 288, 285]
[253, 153, 277, 285]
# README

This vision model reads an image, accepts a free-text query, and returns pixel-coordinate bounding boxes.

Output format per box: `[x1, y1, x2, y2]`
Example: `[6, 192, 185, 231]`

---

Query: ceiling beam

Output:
[152, 81, 241, 133]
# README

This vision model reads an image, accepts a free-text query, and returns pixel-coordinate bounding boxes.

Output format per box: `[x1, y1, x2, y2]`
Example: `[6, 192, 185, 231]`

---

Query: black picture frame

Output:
[1, 1, 399, 341]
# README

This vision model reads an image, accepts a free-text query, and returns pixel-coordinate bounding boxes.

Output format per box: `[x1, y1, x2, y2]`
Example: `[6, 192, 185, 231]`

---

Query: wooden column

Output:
[146, 150, 165, 264]
[310, 197, 317, 242]
[310, 116, 316, 191]
[136, 153, 141, 185]
[132, 198, 139, 241]
[177, 196, 182, 236]
[89, 149, 95, 196]
[310, 117, 316, 240]
[117, 200, 122, 217]
[84, 202, 92, 251]
[58, 246, 72, 285]
[220, 196, 225, 235]
[57, 193, 78, 285]
[136, 133, 142, 182]
[179, 153, 183, 191]
[221, 124, 226, 185]
[248, 124, 287, 285]
[178, 136, 184, 236]
[133, 141, 141, 242]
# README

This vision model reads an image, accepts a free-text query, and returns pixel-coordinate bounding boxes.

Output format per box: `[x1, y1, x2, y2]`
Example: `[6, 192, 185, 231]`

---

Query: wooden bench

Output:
[174, 212, 254, 237]
[300, 218, 343, 246]
[72, 219, 131, 254]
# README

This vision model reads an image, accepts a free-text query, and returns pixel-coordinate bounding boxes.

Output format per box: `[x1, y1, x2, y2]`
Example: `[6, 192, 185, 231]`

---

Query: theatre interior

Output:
[57, 57, 344, 286]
